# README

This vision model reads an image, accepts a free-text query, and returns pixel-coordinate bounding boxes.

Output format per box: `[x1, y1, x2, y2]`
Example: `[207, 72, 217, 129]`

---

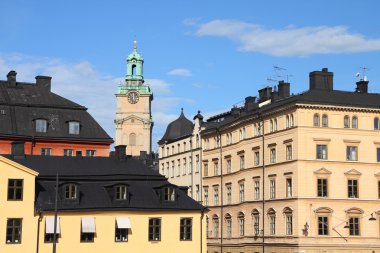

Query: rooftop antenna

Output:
[360, 66, 369, 81]
[273, 65, 293, 82]
[133, 34, 137, 50]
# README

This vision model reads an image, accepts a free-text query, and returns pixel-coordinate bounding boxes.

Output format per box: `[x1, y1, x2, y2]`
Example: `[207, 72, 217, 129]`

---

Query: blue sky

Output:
[1, 0, 380, 150]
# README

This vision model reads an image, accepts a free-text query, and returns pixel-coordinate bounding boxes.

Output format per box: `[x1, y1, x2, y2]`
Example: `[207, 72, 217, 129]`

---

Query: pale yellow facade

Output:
[203, 103, 380, 252]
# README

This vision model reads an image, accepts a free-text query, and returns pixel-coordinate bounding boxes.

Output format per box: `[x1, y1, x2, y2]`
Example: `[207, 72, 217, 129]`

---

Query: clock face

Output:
[127, 91, 139, 104]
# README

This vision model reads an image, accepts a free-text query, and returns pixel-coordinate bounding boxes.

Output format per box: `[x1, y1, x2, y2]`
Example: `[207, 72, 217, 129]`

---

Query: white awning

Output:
[116, 217, 131, 229]
[81, 217, 96, 233]
[45, 216, 61, 234]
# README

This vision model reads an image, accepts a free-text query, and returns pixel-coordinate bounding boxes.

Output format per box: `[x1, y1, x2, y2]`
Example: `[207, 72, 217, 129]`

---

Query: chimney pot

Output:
[7, 70, 17, 86]
[309, 68, 333, 91]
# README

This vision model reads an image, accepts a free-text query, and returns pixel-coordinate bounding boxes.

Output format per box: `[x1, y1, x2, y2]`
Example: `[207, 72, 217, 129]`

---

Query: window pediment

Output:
[314, 207, 333, 214]
[345, 207, 364, 215]
[313, 167, 332, 175]
[344, 169, 362, 176]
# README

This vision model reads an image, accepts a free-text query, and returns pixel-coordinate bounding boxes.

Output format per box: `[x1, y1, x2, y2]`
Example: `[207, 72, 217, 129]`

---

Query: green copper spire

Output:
[126, 38, 144, 83]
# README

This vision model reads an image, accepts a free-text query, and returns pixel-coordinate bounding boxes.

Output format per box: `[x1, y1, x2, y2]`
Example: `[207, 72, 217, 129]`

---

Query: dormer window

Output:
[164, 187, 175, 201]
[36, 119, 47, 133]
[115, 185, 128, 200]
[69, 121, 80, 135]
[64, 184, 77, 200]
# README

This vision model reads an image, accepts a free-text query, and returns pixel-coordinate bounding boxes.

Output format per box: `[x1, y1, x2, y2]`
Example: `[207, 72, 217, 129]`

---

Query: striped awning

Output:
[45, 216, 61, 234]
[116, 217, 131, 229]
[81, 217, 96, 233]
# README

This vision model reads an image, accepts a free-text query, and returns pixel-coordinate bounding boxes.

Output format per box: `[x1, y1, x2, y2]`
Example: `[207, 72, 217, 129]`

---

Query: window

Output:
[86, 150, 96, 157]
[254, 180, 260, 200]
[63, 149, 74, 156]
[273, 119, 277, 131]
[317, 178, 328, 197]
[183, 158, 187, 175]
[7, 179, 23, 200]
[239, 129, 243, 140]
[44, 217, 60, 243]
[214, 187, 219, 205]
[164, 187, 175, 201]
[378, 181, 380, 199]
[115, 185, 127, 200]
[214, 162, 219, 176]
[213, 217, 219, 238]
[238, 213, 245, 236]
[290, 114, 294, 127]
[285, 214, 293, 235]
[270, 148, 276, 163]
[6, 219, 22, 244]
[270, 120, 273, 132]
[269, 216, 276, 235]
[316, 145, 327, 160]
[243, 128, 246, 139]
[344, 116, 350, 128]
[69, 121, 80, 134]
[36, 119, 47, 133]
[375, 118, 379, 130]
[318, 216, 328, 235]
[80, 217, 95, 242]
[226, 185, 232, 204]
[180, 218, 192, 241]
[349, 217, 360, 236]
[189, 159, 192, 174]
[196, 135, 199, 148]
[286, 145, 292, 160]
[206, 217, 209, 238]
[239, 155, 245, 170]
[149, 218, 161, 241]
[253, 215, 260, 236]
[195, 155, 200, 172]
[204, 188, 209, 206]
[41, 148, 51, 156]
[64, 184, 77, 200]
[177, 144, 180, 153]
[177, 160, 181, 176]
[286, 115, 290, 128]
[171, 161, 174, 178]
[314, 114, 320, 127]
[254, 151, 260, 166]
[226, 159, 231, 173]
[195, 185, 200, 201]
[348, 179, 358, 198]
[239, 183, 245, 203]
[286, 178, 292, 197]
[352, 116, 358, 129]
[270, 179, 276, 199]
[322, 114, 328, 127]
[377, 148, 380, 162]
[115, 218, 129, 242]
[346, 146, 358, 161]
[204, 163, 208, 177]
[226, 215, 232, 238]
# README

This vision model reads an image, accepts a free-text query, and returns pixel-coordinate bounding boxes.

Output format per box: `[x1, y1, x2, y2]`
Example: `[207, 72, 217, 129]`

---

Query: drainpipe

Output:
[200, 210, 204, 253]
[190, 138, 194, 198]
[36, 211, 42, 253]
[260, 114, 266, 253]
[216, 128, 223, 253]
[199, 131, 203, 204]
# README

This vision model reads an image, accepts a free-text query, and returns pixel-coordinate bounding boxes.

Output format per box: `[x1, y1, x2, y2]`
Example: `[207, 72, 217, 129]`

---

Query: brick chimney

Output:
[115, 145, 127, 160]
[309, 68, 333, 91]
[278, 81, 290, 99]
[355, 80, 369, 93]
[35, 76, 52, 91]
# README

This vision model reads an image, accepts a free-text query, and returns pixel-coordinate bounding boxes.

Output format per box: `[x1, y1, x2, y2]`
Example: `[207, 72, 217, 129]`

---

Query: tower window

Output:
[132, 65, 136, 76]
[129, 133, 136, 146]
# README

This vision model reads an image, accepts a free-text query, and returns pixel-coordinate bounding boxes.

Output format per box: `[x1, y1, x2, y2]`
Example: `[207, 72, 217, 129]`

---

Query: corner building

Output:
[202, 69, 380, 253]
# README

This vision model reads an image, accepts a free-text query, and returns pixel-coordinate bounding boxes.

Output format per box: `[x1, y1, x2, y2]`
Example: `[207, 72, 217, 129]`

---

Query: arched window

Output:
[252, 209, 260, 236]
[225, 213, 232, 238]
[270, 120, 273, 132]
[238, 212, 245, 236]
[132, 64, 136, 76]
[286, 115, 290, 128]
[129, 133, 136, 146]
[344, 116, 350, 128]
[239, 129, 243, 140]
[267, 208, 276, 235]
[322, 114, 328, 127]
[375, 118, 379, 130]
[206, 216, 209, 238]
[283, 207, 293, 235]
[313, 114, 320, 127]
[243, 128, 246, 139]
[352, 116, 358, 129]
[290, 114, 294, 127]
[212, 215, 219, 238]
[274, 119, 277, 131]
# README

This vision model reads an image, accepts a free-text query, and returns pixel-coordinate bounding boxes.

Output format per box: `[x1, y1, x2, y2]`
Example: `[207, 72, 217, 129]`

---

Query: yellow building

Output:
[0, 144, 206, 253]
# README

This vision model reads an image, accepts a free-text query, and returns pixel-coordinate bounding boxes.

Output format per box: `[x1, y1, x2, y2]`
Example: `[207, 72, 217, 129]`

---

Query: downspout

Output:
[200, 210, 204, 253]
[260, 114, 266, 253]
[36, 211, 42, 253]
[216, 128, 223, 253]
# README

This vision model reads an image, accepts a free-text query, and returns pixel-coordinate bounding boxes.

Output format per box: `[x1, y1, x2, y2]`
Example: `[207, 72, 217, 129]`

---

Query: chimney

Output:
[355, 80, 369, 93]
[35, 76, 52, 91]
[309, 68, 333, 91]
[11, 141, 25, 159]
[7, 70, 17, 86]
[278, 81, 290, 99]
[231, 106, 240, 117]
[244, 96, 256, 111]
[115, 145, 127, 160]
[76, 151, 82, 158]
[258, 86, 272, 102]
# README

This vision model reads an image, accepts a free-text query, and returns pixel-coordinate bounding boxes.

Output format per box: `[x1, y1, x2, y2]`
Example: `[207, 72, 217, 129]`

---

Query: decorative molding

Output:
[314, 207, 334, 214]
[252, 176, 261, 179]
[374, 171, 380, 178]
[283, 139, 293, 144]
[267, 143, 277, 148]
[313, 138, 331, 142]
[237, 150, 245, 155]
[344, 169, 362, 176]
[343, 139, 361, 144]
[313, 167, 332, 175]
[373, 141, 380, 145]
[284, 172, 293, 176]
[345, 207, 364, 214]
[224, 154, 232, 159]
[212, 158, 219, 161]
[238, 178, 245, 183]
[268, 174, 277, 177]
[252, 146, 260, 150]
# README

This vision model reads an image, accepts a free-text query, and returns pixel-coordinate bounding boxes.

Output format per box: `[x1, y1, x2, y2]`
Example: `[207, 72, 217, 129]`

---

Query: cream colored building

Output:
[115, 41, 153, 156]
[158, 110, 204, 201]
[158, 68, 380, 252]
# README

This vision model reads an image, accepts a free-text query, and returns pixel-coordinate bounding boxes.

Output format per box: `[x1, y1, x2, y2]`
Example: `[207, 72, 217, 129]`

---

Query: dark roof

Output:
[204, 88, 380, 132]
[0, 78, 113, 143]
[158, 110, 194, 144]
[5, 155, 204, 212]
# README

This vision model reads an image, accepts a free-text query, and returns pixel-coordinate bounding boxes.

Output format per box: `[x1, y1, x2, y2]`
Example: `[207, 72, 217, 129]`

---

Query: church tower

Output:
[115, 40, 153, 156]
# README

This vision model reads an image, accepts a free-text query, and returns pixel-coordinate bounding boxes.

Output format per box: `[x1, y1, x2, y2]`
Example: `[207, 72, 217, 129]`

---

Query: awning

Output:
[45, 216, 61, 234]
[81, 217, 96, 233]
[116, 217, 131, 229]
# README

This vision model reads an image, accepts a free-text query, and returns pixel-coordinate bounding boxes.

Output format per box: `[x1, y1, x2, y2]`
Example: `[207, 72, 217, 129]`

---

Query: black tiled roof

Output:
[6, 155, 204, 212]
[0, 80, 112, 143]
[158, 110, 194, 144]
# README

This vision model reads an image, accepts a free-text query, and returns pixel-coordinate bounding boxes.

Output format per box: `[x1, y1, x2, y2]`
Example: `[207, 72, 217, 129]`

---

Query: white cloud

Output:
[195, 19, 380, 57]
[183, 17, 202, 26]
[0, 52, 192, 150]
[167, 68, 192, 77]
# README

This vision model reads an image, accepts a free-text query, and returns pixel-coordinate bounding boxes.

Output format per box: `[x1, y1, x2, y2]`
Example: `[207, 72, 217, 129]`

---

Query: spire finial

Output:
[181, 107, 184, 113]
[133, 35, 137, 50]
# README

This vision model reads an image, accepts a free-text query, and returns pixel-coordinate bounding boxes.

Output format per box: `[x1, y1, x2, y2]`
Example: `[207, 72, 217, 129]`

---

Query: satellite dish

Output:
[355, 73, 360, 77]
